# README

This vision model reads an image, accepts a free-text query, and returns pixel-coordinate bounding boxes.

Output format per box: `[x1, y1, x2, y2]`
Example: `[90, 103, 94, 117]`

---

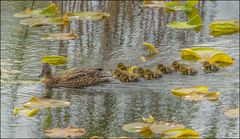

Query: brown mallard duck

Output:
[202, 61, 219, 73]
[157, 64, 174, 74]
[179, 65, 197, 76]
[39, 63, 109, 88]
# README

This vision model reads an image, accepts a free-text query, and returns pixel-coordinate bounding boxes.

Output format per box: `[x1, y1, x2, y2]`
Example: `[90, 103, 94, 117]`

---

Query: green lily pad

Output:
[41, 55, 67, 65]
[13, 107, 39, 117]
[167, 15, 202, 29]
[22, 96, 71, 108]
[41, 32, 78, 41]
[20, 15, 70, 27]
[149, 121, 185, 134]
[122, 122, 150, 133]
[161, 128, 200, 138]
[181, 47, 234, 64]
[66, 12, 110, 20]
[13, 3, 57, 18]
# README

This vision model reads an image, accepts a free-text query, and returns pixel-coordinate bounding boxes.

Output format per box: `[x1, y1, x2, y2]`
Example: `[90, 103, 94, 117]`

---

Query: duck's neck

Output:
[44, 74, 53, 79]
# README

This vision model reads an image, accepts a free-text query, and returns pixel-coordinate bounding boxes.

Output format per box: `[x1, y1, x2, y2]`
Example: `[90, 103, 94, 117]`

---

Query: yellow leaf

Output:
[13, 107, 39, 117]
[162, 128, 200, 138]
[139, 126, 153, 138]
[143, 1, 166, 8]
[150, 121, 185, 134]
[171, 86, 209, 96]
[143, 42, 159, 55]
[41, 55, 67, 65]
[209, 20, 239, 32]
[224, 108, 240, 118]
[203, 92, 220, 101]
[142, 115, 155, 123]
[39, 3, 58, 16]
[167, 15, 202, 29]
[122, 122, 150, 133]
[26, 108, 40, 117]
[44, 126, 85, 138]
[41, 32, 78, 41]
[66, 12, 110, 20]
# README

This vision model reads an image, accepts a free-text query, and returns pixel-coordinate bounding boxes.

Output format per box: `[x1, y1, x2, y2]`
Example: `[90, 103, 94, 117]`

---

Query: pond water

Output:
[1, 1, 239, 138]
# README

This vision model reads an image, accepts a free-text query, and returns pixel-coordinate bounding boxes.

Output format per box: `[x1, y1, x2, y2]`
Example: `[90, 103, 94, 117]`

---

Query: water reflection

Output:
[1, 1, 239, 138]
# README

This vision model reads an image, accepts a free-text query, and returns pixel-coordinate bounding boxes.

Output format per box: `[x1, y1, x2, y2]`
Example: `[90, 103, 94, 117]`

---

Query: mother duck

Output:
[39, 63, 110, 88]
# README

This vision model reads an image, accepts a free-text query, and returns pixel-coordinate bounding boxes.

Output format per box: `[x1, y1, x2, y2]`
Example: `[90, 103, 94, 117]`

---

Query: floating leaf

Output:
[209, 20, 239, 37]
[122, 122, 150, 133]
[22, 96, 71, 108]
[167, 15, 202, 29]
[203, 92, 220, 101]
[44, 126, 85, 138]
[66, 12, 110, 20]
[224, 108, 239, 118]
[171, 86, 208, 96]
[162, 128, 200, 138]
[13, 3, 57, 18]
[139, 126, 153, 138]
[143, 42, 159, 55]
[41, 55, 67, 65]
[142, 115, 155, 123]
[41, 32, 78, 41]
[150, 121, 185, 134]
[181, 47, 234, 64]
[13, 107, 39, 117]
[183, 91, 220, 101]
[143, 1, 166, 8]
[165, 1, 185, 11]
[186, 0, 199, 7]
[20, 15, 70, 27]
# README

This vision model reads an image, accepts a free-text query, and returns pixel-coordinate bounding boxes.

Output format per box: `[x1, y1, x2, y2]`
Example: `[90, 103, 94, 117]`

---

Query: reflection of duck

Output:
[39, 63, 109, 88]
[157, 64, 174, 74]
[202, 61, 219, 73]
[179, 65, 197, 76]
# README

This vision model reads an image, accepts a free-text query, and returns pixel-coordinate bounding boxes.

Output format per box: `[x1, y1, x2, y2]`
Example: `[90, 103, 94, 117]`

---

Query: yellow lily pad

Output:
[20, 15, 70, 27]
[181, 47, 234, 64]
[44, 126, 85, 138]
[13, 3, 58, 18]
[41, 55, 67, 65]
[66, 12, 110, 20]
[183, 91, 220, 101]
[122, 122, 150, 133]
[209, 20, 239, 32]
[167, 15, 202, 29]
[224, 108, 239, 118]
[162, 128, 200, 138]
[150, 121, 185, 134]
[139, 126, 153, 138]
[165, 1, 185, 11]
[171, 86, 209, 96]
[41, 32, 78, 41]
[142, 115, 155, 123]
[13, 107, 39, 117]
[143, 42, 159, 55]
[22, 96, 71, 108]
[143, 1, 166, 8]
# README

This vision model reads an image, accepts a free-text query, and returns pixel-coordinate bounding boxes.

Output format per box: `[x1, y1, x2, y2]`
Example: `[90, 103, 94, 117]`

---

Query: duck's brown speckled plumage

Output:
[40, 63, 109, 88]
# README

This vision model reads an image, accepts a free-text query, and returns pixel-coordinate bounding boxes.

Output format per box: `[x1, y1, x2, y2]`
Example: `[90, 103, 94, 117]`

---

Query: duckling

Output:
[179, 65, 197, 76]
[117, 63, 130, 71]
[112, 68, 122, 79]
[119, 73, 130, 82]
[171, 61, 189, 72]
[143, 69, 154, 80]
[202, 61, 219, 73]
[39, 63, 109, 88]
[157, 64, 174, 74]
[136, 67, 144, 78]
[153, 70, 162, 78]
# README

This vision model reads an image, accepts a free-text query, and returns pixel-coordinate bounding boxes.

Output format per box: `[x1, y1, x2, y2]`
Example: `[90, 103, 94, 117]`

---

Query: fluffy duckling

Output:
[157, 64, 174, 74]
[136, 67, 144, 78]
[143, 69, 154, 80]
[119, 72, 138, 82]
[179, 65, 197, 76]
[117, 63, 130, 71]
[202, 61, 219, 73]
[112, 68, 122, 79]
[171, 61, 189, 72]
[153, 70, 162, 78]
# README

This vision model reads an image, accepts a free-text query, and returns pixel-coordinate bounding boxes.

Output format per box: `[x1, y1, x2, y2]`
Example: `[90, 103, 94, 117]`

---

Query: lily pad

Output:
[171, 86, 209, 96]
[209, 20, 239, 32]
[161, 128, 200, 138]
[66, 12, 110, 20]
[41, 32, 78, 41]
[139, 126, 153, 138]
[20, 15, 70, 27]
[143, 42, 159, 55]
[181, 47, 234, 64]
[122, 122, 150, 133]
[13, 107, 39, 117]
[13, 3, 58, 18]
[143, 1, 166, 8]
[224, 108, 239, 118]
[149, 121, 185, 134]
[142, 115, 155, 123]
[41, 55, 67, 65]
[44, 126, 85, 138]
[183, 91, 220, 101]
[167, 15, 202, 29]
[22, 96, 71, 108]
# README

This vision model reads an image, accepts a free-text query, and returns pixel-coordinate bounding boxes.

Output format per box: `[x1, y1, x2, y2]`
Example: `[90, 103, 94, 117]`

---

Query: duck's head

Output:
[113, 69, 122, 78]
[157, 64, 165, 70]
[117, 63, 127, 71]
[39, 63, 52, 78]
[179, 65, 188, 72]
[137, 67, 144, 75]
[172, 61, 179, 68]
[120, 73, 129, 82]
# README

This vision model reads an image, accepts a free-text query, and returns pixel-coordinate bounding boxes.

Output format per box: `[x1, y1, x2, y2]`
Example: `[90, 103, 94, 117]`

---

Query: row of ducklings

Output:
[112, 61, 219, 82]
